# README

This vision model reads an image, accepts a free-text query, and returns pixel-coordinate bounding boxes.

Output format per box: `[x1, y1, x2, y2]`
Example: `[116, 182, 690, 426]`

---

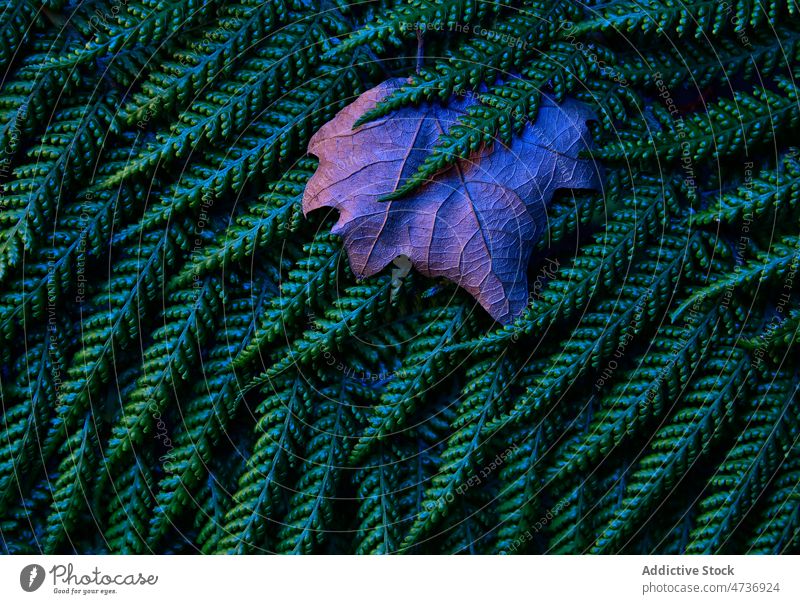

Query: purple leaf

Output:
[302, 78, 601, 324]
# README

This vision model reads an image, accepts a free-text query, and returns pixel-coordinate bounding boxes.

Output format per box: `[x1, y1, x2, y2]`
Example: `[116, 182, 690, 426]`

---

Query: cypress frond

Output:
[0, 0, 43, 74]
[45, 218, 194, 463]
[47, 0, 220, 70]
[260, 276, 394, 379]
[350, 303, 473, 464]
[275, 377, 363, 554]
[598, 76, 800, 163]
[353, 443, 403, 554]
[104, 277, 224, 468]
[548, 304, 725, 484]
[695, 152, 800, 225]
[745, 440, 800, 553]
[591, 347, 751, 553]
[574, 0, 798, 39]
[171, 160, 314, 289]
[401, 355, 515, 549]
[104, 454, 156, 554]
[617, 25, 800, 90]
[235, 234, 341, 373]
[332, 0, 503, 58]
[216, 372, 309, 554]
[43, 413, 101, 553]
[0, 91, 118, 280]
[146, 277, 274, 547]
[494, 224, 707, 434]
[686, 370, 799, 553]
[0, 325, 67, 515]
[678, 234, 800, 315]
[353, 0, 581, 127]
[107, 64, 363, 239]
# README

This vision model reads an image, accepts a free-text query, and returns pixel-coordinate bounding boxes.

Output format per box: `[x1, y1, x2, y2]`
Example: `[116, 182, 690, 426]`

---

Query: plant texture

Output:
[0, 0, 798, 555]
[302, 78, 601, 323]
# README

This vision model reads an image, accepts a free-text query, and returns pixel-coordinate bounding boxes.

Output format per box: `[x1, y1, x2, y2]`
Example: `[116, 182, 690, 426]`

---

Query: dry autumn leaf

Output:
[302, 78, 601, 324]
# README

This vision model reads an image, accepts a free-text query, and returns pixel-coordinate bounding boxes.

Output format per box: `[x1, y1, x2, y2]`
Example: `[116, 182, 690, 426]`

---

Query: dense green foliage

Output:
[0, 0, 798, 554]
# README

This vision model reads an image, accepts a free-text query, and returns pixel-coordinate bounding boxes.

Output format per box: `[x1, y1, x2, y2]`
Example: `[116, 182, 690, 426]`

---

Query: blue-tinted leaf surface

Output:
[303, 79, 601, 323]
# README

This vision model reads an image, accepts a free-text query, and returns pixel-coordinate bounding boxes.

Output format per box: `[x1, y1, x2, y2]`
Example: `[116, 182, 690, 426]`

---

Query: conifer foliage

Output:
[0, 0, 798, 554]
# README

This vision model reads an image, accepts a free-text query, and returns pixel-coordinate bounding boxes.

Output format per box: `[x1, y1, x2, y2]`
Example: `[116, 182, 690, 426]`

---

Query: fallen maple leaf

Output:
[302, 78, 601, 324]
